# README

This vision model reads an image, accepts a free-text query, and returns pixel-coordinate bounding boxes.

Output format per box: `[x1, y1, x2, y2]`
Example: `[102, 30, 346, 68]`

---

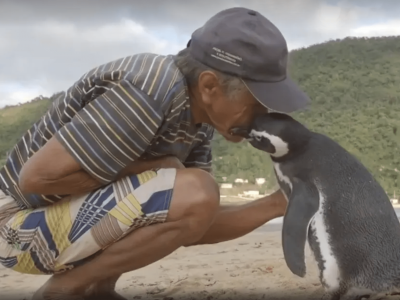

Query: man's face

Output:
[197, 71, 268, 143]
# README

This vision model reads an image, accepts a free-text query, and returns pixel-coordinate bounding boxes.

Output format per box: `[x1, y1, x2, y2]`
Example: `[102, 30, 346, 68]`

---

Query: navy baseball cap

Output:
[187, 7, 310, 113]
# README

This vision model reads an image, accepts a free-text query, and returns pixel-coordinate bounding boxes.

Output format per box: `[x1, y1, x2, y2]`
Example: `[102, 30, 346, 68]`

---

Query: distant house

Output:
[243, 190, 260, 198]
[234, 178, 244, 183]
[255, 178, 266, 185]
[221, 183, 233, 189]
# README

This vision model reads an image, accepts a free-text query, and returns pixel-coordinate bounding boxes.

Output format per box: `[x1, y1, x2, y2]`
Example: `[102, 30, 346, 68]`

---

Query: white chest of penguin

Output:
[273, 161, 341, 290]
[273, 162, 292, 201]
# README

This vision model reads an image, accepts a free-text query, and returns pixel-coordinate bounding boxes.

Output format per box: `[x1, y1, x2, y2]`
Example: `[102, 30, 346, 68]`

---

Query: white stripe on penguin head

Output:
[250, 129, 289, 157]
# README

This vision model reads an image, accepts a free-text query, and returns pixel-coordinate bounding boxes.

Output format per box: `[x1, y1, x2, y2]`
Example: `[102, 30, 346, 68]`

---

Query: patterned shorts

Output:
[0, 168, 177, 275]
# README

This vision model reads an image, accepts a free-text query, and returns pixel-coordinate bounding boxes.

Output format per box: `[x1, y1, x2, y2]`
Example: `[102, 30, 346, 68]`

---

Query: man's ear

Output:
[198, 71, 220, 105]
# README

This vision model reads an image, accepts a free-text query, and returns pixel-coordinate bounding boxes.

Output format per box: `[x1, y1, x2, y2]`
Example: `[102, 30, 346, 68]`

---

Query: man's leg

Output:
[32, 169, 286, 299]
[87, 190, 287, 298]
[84, 190, 287, 298]
[33, 168, 221, 299]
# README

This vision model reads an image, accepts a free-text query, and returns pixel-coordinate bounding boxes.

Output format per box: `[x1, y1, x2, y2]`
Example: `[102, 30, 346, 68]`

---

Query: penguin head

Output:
[231, 113, 310, 158]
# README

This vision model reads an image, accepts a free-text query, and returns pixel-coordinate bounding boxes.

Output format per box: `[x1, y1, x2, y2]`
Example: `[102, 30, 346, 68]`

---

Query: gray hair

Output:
[174, 48, 248, 101]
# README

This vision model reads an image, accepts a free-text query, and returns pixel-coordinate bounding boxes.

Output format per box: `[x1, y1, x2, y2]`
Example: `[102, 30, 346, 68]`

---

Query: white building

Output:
[221, 183, 233, 189]
[255, 178, 266, 185]
[243, 190, 260, 198]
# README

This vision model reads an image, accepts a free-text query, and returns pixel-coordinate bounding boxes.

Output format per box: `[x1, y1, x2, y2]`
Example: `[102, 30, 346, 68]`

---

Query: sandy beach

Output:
[0, 224, 396, 300]
[1, 224, 324, 300]
[2, 202, 400, 299]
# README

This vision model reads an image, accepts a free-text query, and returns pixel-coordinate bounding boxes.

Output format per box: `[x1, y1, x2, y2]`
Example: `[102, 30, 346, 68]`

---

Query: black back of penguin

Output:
[303, 132, 400, 282]
[240, 113, 400, 287]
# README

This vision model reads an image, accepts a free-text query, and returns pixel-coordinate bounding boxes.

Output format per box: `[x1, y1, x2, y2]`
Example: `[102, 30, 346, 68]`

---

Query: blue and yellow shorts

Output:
[0, 168, 176, 275]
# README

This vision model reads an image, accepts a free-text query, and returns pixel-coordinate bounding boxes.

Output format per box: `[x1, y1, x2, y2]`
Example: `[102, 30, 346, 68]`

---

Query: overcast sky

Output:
[1, 0, 400, 107]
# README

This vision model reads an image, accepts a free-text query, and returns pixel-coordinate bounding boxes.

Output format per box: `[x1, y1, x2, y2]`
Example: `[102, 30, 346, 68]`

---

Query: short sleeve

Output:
[55, 79, 165, 184]
[184, 128, 214, 174]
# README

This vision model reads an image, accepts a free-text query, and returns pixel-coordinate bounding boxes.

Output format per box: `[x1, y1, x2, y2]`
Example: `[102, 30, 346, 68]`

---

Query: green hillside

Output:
[0, 98, 52, 166]
[213, 36, 400, 194]
[1, 36, 400, 195]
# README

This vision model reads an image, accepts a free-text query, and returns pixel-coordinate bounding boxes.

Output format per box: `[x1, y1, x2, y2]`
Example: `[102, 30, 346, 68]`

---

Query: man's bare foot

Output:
[32, 281, 84, 300]
[84, 291, 127, 300]
[32, 276, 85, 300]
[83, 276, 127, 300]
[32, 276, 126, 300]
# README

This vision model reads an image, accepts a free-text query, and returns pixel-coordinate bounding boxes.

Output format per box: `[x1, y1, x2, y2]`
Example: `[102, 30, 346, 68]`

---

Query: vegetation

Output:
[1, 36, 400, 195]
[0, 97, 52, 166]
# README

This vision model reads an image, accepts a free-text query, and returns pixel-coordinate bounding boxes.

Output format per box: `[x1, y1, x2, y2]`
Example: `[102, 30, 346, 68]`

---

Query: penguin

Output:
[231, 112, 400, 300]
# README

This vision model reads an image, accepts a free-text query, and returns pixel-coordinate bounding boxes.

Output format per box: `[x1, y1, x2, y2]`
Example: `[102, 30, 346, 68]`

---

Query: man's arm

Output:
[19, 78, 166, 196]
[19, 140, 181, 195]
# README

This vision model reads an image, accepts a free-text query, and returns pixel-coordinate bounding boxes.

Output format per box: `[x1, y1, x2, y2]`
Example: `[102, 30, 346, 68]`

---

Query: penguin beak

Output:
[230, 127, 250, 138]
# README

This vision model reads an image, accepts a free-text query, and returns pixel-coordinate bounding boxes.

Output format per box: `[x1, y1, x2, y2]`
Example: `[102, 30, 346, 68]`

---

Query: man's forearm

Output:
[188, 189, 287, 246]
[20, 169, 104, 196]
[20, 158, 177, 196]
[116, 158, 166, 179]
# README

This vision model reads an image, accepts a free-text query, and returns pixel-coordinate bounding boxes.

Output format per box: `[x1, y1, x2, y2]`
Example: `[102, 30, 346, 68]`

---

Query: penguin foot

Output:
[355, 295, 370, 300]
[321, 291, 341, 300]
[357, 292, 400, 300]
[339, 295, 370, 300]
[321, 292, 372, 300]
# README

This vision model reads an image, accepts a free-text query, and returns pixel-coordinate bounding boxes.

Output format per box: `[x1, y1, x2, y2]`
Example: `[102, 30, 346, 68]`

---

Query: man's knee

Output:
[170, 168, 220, 218]
[167, 168, 220, 244]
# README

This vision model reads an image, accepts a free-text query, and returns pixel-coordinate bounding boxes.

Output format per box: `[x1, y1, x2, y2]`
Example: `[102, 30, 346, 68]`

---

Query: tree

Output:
[2, 36, 400, 194]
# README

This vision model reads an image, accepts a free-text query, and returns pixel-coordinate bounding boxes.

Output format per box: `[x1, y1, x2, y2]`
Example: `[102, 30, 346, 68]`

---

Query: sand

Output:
[1, 225, 400, 300]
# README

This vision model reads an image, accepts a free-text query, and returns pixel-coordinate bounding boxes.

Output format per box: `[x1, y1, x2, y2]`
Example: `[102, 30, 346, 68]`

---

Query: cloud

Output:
[0, 17, 182, 107]
[0, 83, 48, 106]
[0, 0, 399, 107]
[350, 20, 400, 37]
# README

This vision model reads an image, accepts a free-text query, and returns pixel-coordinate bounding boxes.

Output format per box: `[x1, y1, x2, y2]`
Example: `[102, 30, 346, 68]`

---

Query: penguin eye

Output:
[255, 135, 262, 142]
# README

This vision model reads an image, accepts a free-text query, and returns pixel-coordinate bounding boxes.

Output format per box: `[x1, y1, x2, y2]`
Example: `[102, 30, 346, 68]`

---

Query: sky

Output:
[1, 0, 400, 107]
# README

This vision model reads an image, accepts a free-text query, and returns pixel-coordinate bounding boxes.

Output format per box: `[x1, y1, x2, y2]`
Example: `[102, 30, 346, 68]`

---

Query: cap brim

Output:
[242, 77, 311, 113]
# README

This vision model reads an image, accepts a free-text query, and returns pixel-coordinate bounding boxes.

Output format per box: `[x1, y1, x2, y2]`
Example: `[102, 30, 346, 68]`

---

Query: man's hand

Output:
[158, 156, 186, 169]
[117, 156, 185, 179]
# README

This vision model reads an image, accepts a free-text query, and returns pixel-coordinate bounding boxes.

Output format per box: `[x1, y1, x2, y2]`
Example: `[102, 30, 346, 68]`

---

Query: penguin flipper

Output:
[282, 179, 320, 278]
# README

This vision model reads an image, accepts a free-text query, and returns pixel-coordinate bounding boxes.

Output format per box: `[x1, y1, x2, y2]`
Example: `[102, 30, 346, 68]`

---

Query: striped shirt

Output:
[0, 53, 214, 209]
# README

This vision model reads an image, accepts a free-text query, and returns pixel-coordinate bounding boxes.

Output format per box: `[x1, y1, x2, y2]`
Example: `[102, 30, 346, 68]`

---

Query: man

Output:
[0, 7, 310, 300]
